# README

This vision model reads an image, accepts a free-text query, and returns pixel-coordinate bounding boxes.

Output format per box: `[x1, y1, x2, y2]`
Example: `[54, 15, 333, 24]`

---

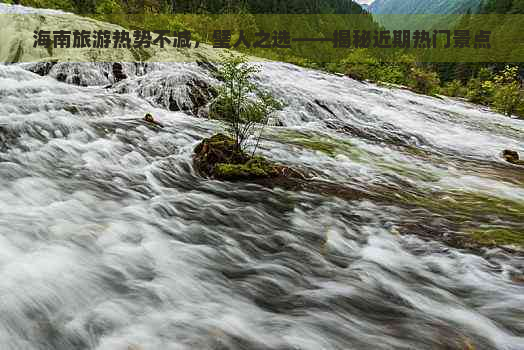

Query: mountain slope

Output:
[367, 0, 484, 29]
[13, 0, 369, 14]
[369, 0, 483, 14]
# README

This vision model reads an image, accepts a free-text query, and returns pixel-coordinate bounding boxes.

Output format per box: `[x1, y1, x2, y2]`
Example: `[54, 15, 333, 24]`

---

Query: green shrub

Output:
[465, 77, 493, 105]
[210, 52, 282, 154]
[442, 79, 467, 97]
[95, 0, 123, 14]
[491, 66, 522, 117]
[342, 49, 378, 81]
[477, 67, 494, 82]
[408, 68, 440, 95]
[19, 0, 75, 11]
[342, 50, 415, 85]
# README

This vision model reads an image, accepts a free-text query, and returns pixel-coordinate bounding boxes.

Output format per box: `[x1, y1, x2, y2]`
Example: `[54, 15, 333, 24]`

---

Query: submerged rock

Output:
[502, 149, 524, 165]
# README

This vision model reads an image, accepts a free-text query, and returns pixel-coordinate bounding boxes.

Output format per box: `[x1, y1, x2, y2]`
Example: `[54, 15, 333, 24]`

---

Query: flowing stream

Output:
[1, 4, 524, 350]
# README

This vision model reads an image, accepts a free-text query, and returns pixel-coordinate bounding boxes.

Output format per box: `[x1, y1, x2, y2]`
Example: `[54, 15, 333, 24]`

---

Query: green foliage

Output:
[460, 65, 523, 118]
[441, 79, 467, 97]
[342, 50, 415, 85]
[491, 66, 522, 116]
[173, 0, 368, 15]
[210, 52, 282, 153]
[482, 0, 524, 14]
[18, 0, 75, 11]
[370, 0, 483, 30]
[95, 0, 123, 14]
[371, 0, 482, 16]
[477, 67, 494, 82]
[408, 67, 440, 95]
[465, 77, 492, 104]
[18, 0, 369, 15]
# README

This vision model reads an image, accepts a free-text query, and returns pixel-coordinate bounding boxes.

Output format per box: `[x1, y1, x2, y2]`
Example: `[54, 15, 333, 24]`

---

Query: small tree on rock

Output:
[210, 52, 282, 155]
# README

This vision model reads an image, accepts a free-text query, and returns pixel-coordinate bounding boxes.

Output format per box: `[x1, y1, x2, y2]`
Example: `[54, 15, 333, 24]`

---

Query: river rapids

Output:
[1, 3, 524, 350]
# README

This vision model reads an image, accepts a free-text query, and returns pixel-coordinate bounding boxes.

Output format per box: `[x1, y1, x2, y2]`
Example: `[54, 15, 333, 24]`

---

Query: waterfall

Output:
[1, 3, 524, 350]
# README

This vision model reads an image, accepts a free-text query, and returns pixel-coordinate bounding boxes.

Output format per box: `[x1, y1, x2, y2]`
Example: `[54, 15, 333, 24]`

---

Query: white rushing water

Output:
[1, 3, 524, 350]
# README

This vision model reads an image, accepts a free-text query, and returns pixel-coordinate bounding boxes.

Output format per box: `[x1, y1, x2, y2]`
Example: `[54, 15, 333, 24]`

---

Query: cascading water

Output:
[1, 3, 524, 350]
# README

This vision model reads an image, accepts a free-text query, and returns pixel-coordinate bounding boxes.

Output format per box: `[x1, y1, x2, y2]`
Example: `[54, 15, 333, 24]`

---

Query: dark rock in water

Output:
[112, 63, 127, 82]
[270, 118, 285, 127]
[511, 273, 524, 284]
[143, 113, 164, 128]
[55, 72, 67, 82]
[25, 62, 56, 76]
[71, 75, 81, 85]
[0, 126, 19, 152]
[193, 134, 300, 181]
[503, 149, 519, 160]
[214, 157, 281, 180]
[184, 78, 216, 115]
[502, 149, 524, 165]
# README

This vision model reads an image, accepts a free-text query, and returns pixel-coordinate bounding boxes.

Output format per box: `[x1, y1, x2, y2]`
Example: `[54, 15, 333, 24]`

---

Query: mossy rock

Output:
[193, 133, 297, 181]
[214, 156, 281, 180]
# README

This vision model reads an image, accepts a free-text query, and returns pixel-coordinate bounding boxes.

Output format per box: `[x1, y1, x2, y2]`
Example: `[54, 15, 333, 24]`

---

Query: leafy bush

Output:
[441, 79, 467, 97]
[342, 50, 415, 85]
[95, 0, 123, 14]
[19, 0, 75, 11]
[342, 49, 378, 81]
[491, 66, 522, 117]
[210, 52, 282, 154]
[465, 77, 493, 104]
[477, 67, 494, 82]
[408, 68, 440, 95]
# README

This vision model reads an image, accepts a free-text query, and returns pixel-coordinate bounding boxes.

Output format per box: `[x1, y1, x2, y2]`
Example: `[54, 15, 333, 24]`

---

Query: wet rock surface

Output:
[503, 149, 524, 165]
[24, 62, 57, 76]
[113, 69, 216, 115]
[112, 62, 127, 82]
